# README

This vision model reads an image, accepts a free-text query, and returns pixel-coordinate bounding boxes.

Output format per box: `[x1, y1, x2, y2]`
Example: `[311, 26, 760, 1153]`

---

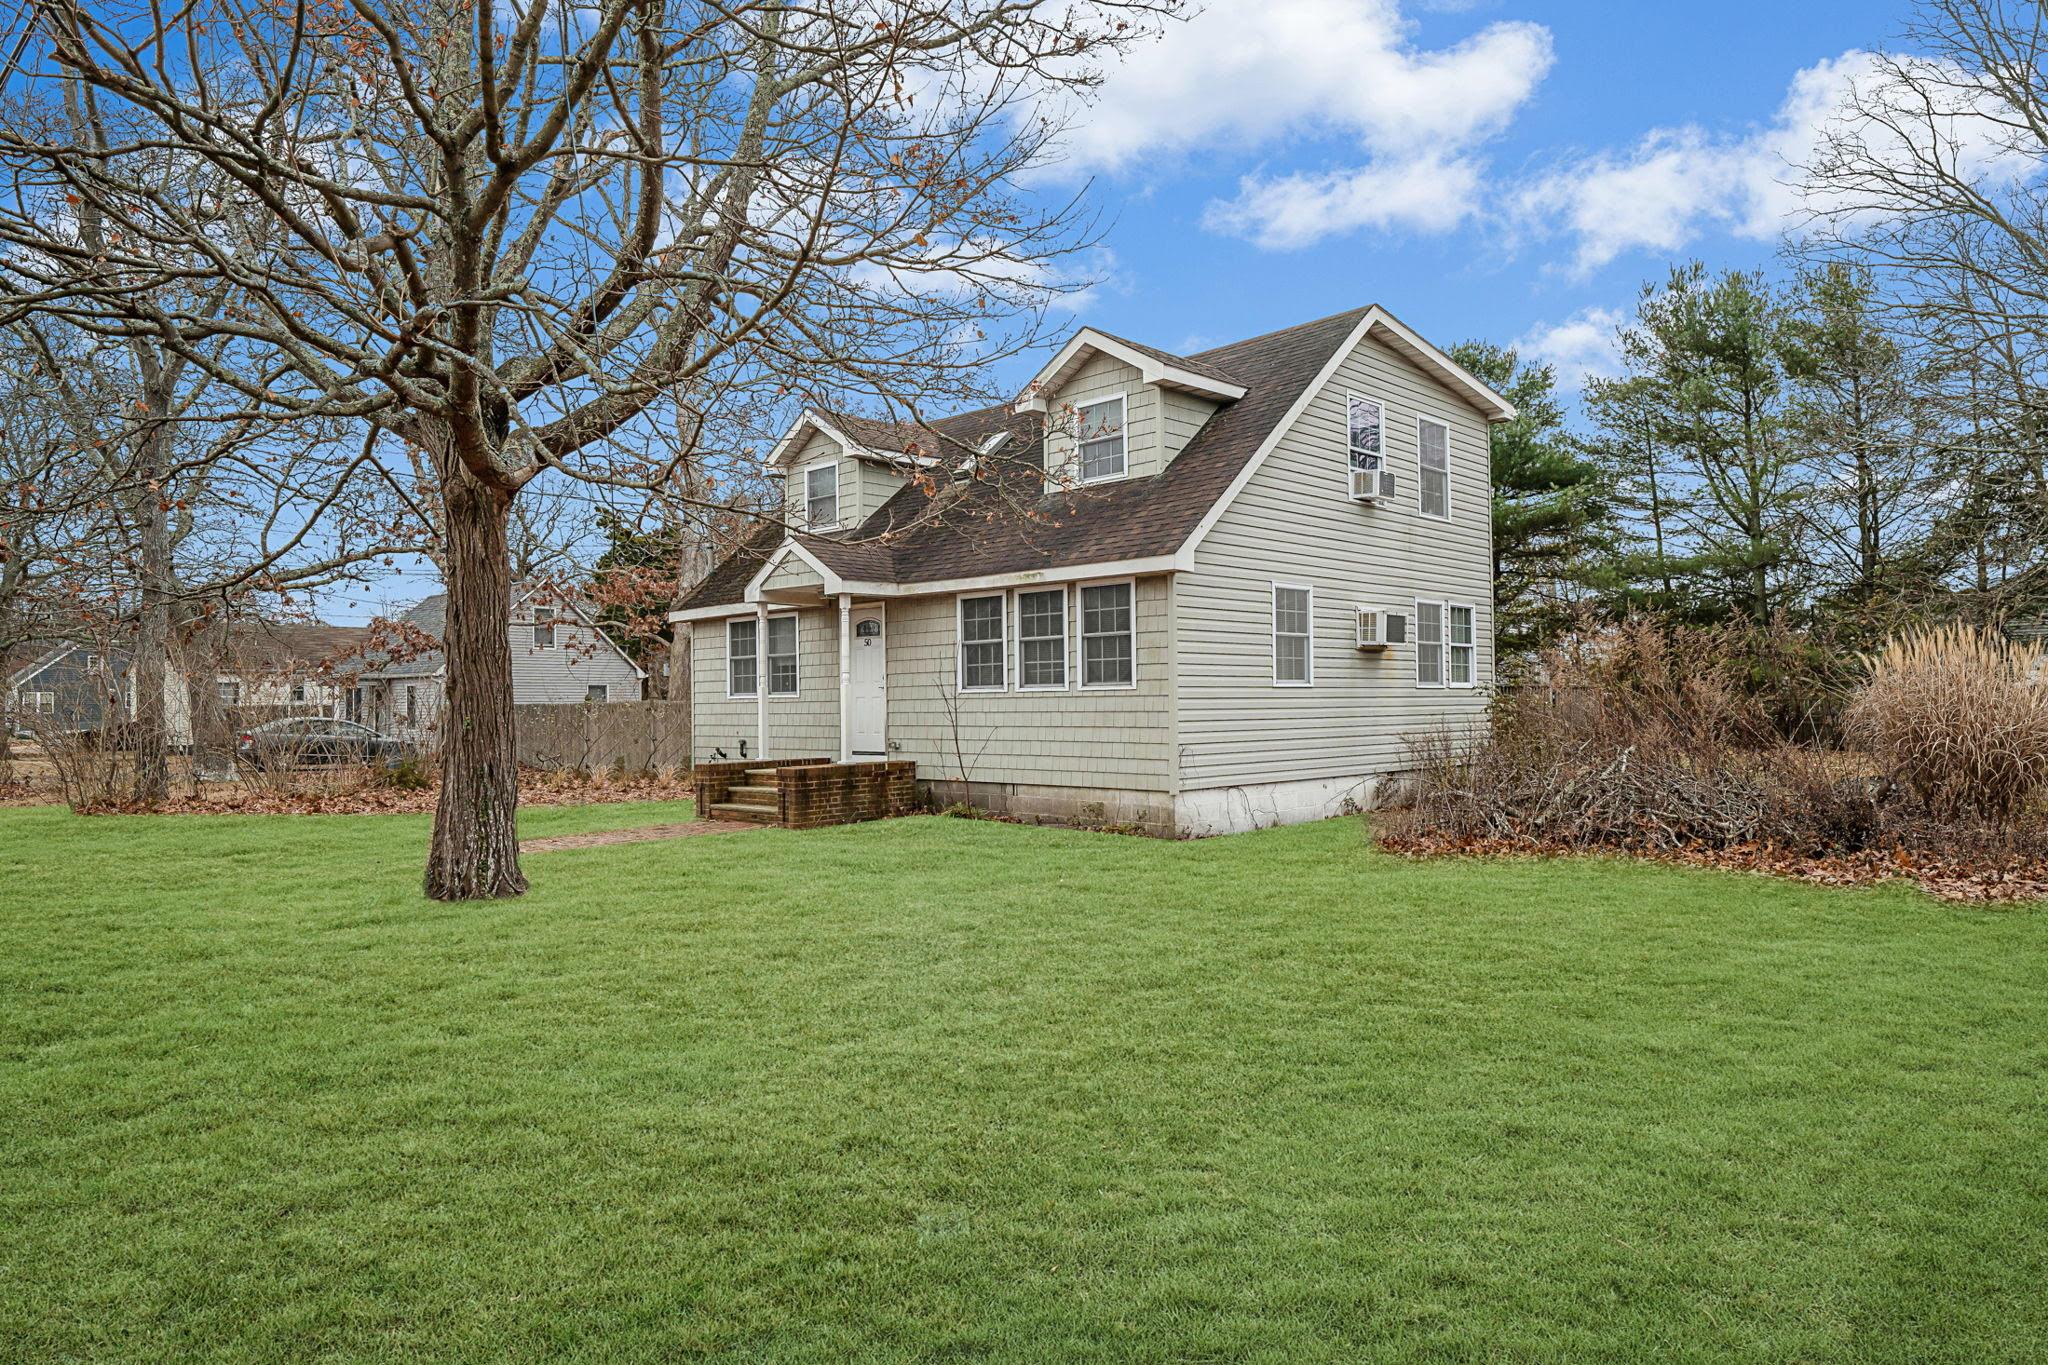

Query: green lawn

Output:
[2, 803, 2044, 1363]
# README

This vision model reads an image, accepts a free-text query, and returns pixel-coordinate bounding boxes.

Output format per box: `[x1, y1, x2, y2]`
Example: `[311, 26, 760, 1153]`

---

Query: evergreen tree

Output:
[1448, 340, 1608, 656]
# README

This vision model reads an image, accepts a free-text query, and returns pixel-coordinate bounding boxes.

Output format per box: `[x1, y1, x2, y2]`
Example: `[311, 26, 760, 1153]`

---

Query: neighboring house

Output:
[671, 304, 1515, 835]
[355, 585, 646, 743]
[5, 641, 130, 734]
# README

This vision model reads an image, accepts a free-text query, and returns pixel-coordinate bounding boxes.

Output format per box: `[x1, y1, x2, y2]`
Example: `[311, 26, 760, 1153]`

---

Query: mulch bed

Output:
[1378, 831, 2048, 905]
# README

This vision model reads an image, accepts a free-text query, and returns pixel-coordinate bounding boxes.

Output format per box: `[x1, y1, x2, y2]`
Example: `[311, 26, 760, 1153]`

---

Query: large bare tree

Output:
[0, 0, 1167, 896]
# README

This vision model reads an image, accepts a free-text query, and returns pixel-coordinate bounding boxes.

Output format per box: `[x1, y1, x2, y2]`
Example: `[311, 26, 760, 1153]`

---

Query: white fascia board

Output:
[739, 538, 844, 603]
[1367, 307, 1519, 423]
[1021, 328, 1248, 406]
[765, 411, 855, 469]
[668, 554, 1187, 622]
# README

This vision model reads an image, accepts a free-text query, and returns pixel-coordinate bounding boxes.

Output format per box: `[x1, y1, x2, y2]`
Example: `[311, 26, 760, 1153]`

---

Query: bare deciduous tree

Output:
[0, 0, 1170, 897]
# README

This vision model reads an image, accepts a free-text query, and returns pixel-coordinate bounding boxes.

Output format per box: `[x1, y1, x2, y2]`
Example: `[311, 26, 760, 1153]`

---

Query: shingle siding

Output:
[1175, 330, 1495, 791]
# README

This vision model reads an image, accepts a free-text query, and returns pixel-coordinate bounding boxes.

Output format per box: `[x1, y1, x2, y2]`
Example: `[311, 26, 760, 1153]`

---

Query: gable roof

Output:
[677, 305, 1512, 614]
[358, 584, 645, 680]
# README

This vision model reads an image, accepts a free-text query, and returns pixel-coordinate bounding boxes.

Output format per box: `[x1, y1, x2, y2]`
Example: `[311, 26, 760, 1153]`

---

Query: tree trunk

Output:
[425, 460, 526, 900]
[129, 462, 172, 805]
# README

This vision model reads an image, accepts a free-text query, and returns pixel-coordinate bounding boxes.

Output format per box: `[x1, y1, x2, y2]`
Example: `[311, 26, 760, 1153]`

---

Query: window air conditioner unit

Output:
[1349, 466, 1396, 503]
[1357, 608, 1408, 650]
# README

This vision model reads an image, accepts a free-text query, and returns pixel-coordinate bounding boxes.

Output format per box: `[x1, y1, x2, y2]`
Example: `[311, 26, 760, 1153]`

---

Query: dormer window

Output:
[804, 460, 840, 529]
[1077, 396, 1126, 483]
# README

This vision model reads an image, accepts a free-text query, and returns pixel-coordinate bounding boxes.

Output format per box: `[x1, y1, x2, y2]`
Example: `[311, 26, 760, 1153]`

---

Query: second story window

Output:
[1076, 396, 1126, 483]
[805, 461, 840, 529]
[1348, 394, 1383, 472]
[533, 606, 557, 649]
[1418, 417, 1450, 519]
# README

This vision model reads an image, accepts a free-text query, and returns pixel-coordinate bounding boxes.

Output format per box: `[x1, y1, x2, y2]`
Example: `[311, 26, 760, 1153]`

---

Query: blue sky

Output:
[324, 0, 1922, 622]
[1019, 0, 1920, 392]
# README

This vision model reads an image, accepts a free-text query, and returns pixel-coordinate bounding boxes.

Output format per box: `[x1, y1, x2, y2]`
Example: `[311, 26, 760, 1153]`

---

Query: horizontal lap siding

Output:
[882, 580, 1172, 792]
[690, 610, 841, 762]
[762, 558, 822, 592]
[1161, 388, 1221, 465]
[1177, 332, 1494, 791]
[510, 622, 643, 703]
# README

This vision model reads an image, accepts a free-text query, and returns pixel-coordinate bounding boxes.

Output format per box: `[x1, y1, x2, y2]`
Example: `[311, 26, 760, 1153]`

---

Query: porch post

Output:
[837, 594, 852, 763]
[754, 603, 768, 760]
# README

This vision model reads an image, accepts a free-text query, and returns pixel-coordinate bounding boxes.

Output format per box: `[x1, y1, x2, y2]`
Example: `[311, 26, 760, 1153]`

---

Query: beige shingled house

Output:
[670, 305, 1515, 835]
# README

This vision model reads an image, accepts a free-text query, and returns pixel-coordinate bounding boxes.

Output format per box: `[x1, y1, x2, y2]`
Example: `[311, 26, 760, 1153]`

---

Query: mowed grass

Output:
[2, 803, 2045, 1363]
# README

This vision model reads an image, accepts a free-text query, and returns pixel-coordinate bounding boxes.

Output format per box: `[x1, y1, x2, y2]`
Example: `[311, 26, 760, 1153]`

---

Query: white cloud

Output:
[1514, 51, 1882, 276]
[1203, 154, 1484, 248]
[1042, 0, 1553, 249]
[1515, 306, 1625, 390]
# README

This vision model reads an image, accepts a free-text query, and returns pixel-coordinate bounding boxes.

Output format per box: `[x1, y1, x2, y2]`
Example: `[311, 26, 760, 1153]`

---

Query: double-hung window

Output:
[767, 616, 798, 696]
[1076, 396, 1126, 483]
[959, 594, 1006, 691]
[1418, 417, 1450, 519]
[533, 605, 557, 649]
[1447, 604, 1475, 687]
[1415, 601, 1445, 687]
[1273, 584, 1313, 686]
[218, 679, 241, 705]
[727, 618, 758, 697]
[805, 461, 840, 529]
[1080, 582, 1135, 688]
[1348, 394, 1383, 473]
[1016, 588, 1067, 689]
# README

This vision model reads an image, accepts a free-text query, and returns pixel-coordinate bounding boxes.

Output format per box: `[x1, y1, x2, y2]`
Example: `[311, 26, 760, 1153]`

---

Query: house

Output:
[354, 584, 646, 742]
[6, 641, 130, 734]
[669, 304, 1515, 835]
[8, 621, 369, 743]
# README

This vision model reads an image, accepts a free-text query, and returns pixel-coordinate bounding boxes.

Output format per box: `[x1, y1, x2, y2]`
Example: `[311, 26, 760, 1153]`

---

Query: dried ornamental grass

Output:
[1845, 626, 2048, 821]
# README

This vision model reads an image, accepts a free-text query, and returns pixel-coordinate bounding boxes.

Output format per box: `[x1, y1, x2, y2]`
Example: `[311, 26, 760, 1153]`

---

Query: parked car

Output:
[236, 717, 410, 769]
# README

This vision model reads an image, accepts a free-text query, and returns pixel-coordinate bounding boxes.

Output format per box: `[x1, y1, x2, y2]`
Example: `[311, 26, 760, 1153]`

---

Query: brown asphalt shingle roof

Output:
[679, 307, 1372, 611]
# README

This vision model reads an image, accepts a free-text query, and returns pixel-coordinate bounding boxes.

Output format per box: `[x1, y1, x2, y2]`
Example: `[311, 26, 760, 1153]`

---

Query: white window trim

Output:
[23, 690, 55, 714]
[1012, 585, 1070, 692]
[1075, 393, 1129, 486]
[802, 457, 842, 531]
[726, 617, 760, 699]
[956, 592, 1008, 693]
[586, 684, 610, 703]
[1414, 598, 1447, 690]
[765, 612, 800, 698]
[1344, 392, 1385, 494]
[1417, 414, 1452, 521]
[1077, 576, 1139, 691]
[1447, 602, 1478, 689]
[532, 605, 558, 650]
[1271, 582, 1315, 687]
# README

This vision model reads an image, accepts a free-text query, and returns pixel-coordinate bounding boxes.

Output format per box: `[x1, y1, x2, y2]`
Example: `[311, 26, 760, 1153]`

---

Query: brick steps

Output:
[692, 756, 917, 830]
[707, 801, 779, 824]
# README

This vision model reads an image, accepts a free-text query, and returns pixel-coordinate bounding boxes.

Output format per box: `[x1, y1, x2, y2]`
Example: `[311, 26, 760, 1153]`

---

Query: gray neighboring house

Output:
[6, 641, 130, 733]
[356, 584, 646, 742]
[670, 304, 1516, 835]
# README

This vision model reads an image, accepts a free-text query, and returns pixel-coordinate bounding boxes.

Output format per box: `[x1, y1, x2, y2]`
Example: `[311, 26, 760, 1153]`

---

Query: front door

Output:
[848, 607, 887, 755]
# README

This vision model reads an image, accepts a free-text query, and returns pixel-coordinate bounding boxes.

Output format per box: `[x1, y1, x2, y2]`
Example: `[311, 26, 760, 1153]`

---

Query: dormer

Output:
[1018, 329, 1246, 488]
[765, 410, 940, 533]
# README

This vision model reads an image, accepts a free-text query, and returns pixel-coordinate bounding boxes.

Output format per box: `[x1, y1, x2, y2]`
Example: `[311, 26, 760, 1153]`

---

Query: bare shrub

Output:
[1844, 626, 2048, 822]
[1382, 617, 2048, 897]
[25, 718, 128, 811]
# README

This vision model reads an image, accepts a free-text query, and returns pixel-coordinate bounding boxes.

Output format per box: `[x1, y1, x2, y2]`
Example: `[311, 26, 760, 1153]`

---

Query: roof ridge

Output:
[1186, 305, 1374, 363]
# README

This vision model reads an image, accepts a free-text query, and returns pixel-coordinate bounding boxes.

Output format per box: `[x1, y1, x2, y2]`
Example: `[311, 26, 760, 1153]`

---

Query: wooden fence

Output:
[513, 700, 689, 773]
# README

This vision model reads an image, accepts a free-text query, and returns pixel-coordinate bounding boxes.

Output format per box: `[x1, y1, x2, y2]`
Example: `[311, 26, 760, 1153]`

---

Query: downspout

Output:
[754, 603, 768, 760]
[837, 594, 852, 762]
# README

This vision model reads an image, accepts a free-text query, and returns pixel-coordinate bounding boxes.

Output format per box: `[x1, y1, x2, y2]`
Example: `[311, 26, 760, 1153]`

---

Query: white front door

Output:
[848, 607, 887, 755]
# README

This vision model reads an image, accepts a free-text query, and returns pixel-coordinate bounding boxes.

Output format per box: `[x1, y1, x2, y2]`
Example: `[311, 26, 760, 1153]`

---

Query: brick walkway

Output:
[521, 819, 760, 852]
